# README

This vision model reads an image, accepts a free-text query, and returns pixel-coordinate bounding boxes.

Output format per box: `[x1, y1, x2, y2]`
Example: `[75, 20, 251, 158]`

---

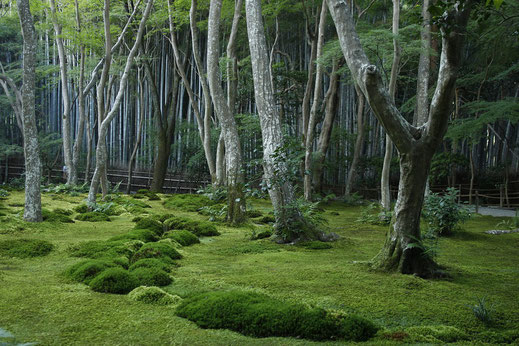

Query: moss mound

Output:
[68, 240, 133, 259]
[163, 230, 200, 246]
[251, 229, 273, 240]
[89, 268, 138, 294]
[75, 212, 111, 222]
[163, 194, 216, 212]
[0, 239, 54, 258]
[302, 241, 333, 250]
[404, 325, 469, 343]
[128, 286, 182, 305]
[131, 242, 182, 263]
[176, 291, 377, 341]
[110, 229, 158, 243]
[135, 218, 164, 235]
[256, 215, 275, 224]
[132, 267, 172, 286]
[52, 208, 74, 216]
[64, 259, 117, 284]
[73, 204, 88, 213]
[164, 217, 220, 237]
[246, 210, 263, 218]
[42, 209, 75, 223]
[129, 258, 171, 272]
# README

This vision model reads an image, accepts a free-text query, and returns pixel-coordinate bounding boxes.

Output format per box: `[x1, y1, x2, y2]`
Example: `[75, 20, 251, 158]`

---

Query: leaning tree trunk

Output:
[18, 0, 42, 222]
[246, 0, 319, 242]
[207, 0, 246, 224]
[345, 85, 365, 196]
[327, 0, 473, 276]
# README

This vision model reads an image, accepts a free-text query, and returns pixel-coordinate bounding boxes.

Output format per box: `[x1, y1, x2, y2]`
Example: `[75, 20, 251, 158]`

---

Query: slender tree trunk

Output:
[49, 0, 74, 185]
[345, 85, 365, 196]
[304, 0, 327, 201]
[18, 0, 42, 222]
[208, 0, 246, 224]
[127, 68, 145, 194]
[216, 131, 226, 185]
[381, 0, 401, 210]
[313, 59, 340, 194]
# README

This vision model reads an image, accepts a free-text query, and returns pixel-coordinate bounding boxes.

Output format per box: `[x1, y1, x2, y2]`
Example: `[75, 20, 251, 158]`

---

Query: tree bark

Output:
[327, 0, 472, 276]
[18, 0, 42, 222]
[126, 67, 145, 194]
[345, 85, 365, 196]
[208, 0, 246, 224]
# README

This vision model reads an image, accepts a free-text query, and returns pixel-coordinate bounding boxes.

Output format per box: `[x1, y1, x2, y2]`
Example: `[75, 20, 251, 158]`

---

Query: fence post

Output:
[475, 190, 479, 214]
[500, 184, 504, 208]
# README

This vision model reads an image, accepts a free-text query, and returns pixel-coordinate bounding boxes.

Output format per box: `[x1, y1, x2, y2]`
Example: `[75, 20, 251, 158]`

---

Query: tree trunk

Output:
[126, 67, 145, 194]
[345, 86, 365, 196]
[208, 0, 246, 224]
[18, 0, 42, 222]
[246, 0, 318, 242]
[215, 131, 226, 185]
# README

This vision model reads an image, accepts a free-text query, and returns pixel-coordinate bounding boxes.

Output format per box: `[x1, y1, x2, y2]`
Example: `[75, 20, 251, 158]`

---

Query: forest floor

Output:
[0, 190, 518, 345]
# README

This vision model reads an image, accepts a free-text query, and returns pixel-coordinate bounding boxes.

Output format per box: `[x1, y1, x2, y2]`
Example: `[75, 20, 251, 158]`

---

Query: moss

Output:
[477, 329, 519, 343]
[129, 258, 171, 272]
[0, 239, 54, 258]
[134, 218, 164, 235]
[251, 229, 273, 240]
[163, 230, 200, 246]
[176, 291, 378, 341]
[246, 210, 263, 218]
[73, 204, 88, 213]
[64, 259, 117, 284]
[75, 212, 111, 222]
[164, 217, 220, 237]
[113, 197, 151, 209]
[109, 229, 158, 243]
[404, 325, 469, 343]
[131, 216, 144, 223]
[125, 206, 148, 215]
[67, 240, 133, 259]
[128, 286, 182, 305]
[301, 241, 333, 250]
[89, 268, 138, 294]
[163, 194, 216, 212]
[52, 208, 74, 216]
[41, 209, 75, 223]
[255, 215, 275, 224]
[147, 194, 161, 201]
[132, 267, 172, 286]
[131, 242, 182, 264]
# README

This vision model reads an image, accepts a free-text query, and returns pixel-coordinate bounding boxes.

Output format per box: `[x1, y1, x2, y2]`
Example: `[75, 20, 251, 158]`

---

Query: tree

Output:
[327, 0, 473, 277]
[207, 0, 246, 224]
[17, 0, 42, 222]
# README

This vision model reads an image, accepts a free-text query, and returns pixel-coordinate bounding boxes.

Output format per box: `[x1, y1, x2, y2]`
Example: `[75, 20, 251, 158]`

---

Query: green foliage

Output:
[131, 242, 182, 264]
[87, 202, 123, 216]
[163, 230, 200, 246]
[404, 325, 469, 343]
[197, 185, 227, 202]
[0, 239, 53, 258]
[131, 267, 172, 287]
[109, 229, 158, 243]
[41, 209, 75, 223]
[301, 241, 332, 250]
[133, 189, 161, 201]
[75, 212, 111, 222]
[67, 240, 133, 260]
[163, 194, 217, 212]
[408, 230, 441, 261]
[164, 217, 220, 237]
[0, 189, 9, 198]
[43, 183, 89, 195]
[64, 259, 117, 284]
[176, 291, 378, 341]
[255, 215, 275, 224]
[89, 268, 138, 294]
[52, 208, 74, 216]
[128, 258, 171, 273]
[356, 203, 392, 226]
[128, 286, 182, 305]
[246, 210, 263, 218]
[198, 204, 227, 222]
[422, 188, 471, 236]
[430, 153, 469, 184]
[250, 229, 273, 240]
[467, 297, 495, 326]
[134, 218, 164, 235]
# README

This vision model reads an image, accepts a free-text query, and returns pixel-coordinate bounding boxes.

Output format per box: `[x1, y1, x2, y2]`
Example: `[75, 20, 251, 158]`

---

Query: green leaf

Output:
[493, 0, 504, 10]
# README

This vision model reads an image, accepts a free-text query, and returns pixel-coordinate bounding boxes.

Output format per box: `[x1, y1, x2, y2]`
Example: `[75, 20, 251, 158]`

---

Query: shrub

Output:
[64, 259, 117, 284]
[246, 210, 263, 218]
[67, 240, 133, 259]
[0, 239, 54, 258]
[131, 242, 182, 263]
[163, 194, 216, 212]
[164, 217, 220, 237]
[302, 241, 332, 250]
[75, 212, 111, 222]
[129, 258, 171, 272]
[109, 229, 158, 243]
[356, 203, 391, 226]
[128, 286, 182, 305]
[163, 230, 199, 246]
[176, 291, 378, 341]
[89, 268, 138, 294]
[422, 188, 470, 236]
[135, 218, 164, 235]
[41, 209, 75, 223]
[132, 267, 172, 286]
[467, 297, 495, 326]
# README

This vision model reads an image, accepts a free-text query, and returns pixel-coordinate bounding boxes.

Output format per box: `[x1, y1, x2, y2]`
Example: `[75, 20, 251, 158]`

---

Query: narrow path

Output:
[468, 206, 518, 217]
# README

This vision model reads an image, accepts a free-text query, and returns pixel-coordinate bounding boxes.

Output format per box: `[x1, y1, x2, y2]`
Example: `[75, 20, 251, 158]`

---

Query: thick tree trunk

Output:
[208, 0, 246, 224]
[150, 131, 172, 192]
[246, 0, 319, 242]
[18, 0, 42, 222]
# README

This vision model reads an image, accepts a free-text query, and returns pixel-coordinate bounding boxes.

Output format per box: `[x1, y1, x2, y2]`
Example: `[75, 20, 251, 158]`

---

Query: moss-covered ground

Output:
[0, 191, 518, 345]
